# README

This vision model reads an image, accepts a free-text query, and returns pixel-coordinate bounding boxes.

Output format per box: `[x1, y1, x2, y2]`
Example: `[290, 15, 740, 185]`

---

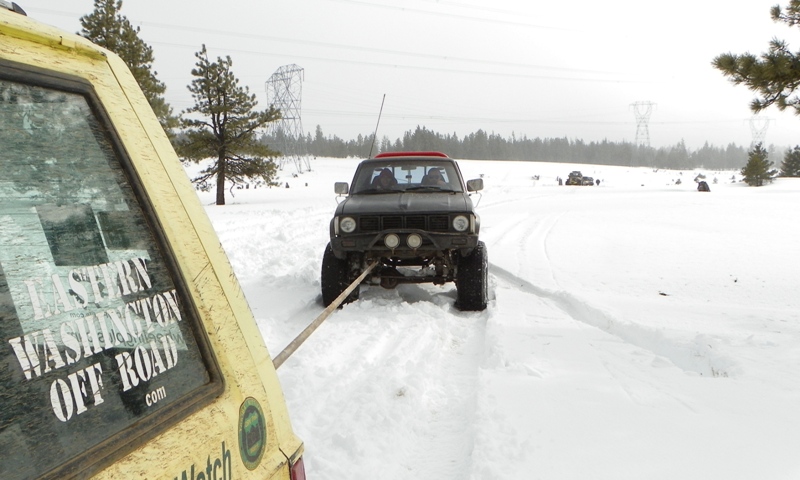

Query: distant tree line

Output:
[263, 125, 791, 171]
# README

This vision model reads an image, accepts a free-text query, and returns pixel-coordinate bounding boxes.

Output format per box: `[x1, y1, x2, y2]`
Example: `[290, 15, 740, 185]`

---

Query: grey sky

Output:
[25, 0, 800, 149]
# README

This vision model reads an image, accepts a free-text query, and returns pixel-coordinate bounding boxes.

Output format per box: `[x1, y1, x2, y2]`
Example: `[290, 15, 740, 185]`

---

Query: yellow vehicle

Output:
[0, 3, 305, 479]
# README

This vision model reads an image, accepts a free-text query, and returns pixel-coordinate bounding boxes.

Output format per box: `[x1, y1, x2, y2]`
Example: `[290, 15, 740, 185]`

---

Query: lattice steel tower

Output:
[631, 101, 655, 147]
[749, 115, 770, 147]
[265, 64, 310, 172]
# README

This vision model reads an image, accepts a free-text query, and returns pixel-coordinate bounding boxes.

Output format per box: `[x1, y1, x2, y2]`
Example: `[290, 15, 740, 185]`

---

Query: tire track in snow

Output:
[479, 195, 565, 290]
[490, 263, 740, 378]
[278, 286, 488, 480]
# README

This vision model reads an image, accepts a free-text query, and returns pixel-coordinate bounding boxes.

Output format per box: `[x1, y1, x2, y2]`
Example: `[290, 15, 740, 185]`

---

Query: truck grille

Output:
[359, 215, 451, 232]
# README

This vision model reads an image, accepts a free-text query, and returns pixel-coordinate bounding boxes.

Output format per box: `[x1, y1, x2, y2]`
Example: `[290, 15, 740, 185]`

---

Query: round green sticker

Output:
[238, 397, 267, 470]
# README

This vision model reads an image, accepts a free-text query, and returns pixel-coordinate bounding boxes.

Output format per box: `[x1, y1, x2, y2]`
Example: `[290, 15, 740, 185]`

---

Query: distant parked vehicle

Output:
[582, 176, 595, 186]
[566, 171, 583, 185]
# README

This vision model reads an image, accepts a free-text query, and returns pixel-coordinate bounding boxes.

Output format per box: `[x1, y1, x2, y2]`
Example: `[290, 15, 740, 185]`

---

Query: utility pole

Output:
[630, 101, 656, 147]
[748, 115, 771, 148]
[265, 64, 310, 172]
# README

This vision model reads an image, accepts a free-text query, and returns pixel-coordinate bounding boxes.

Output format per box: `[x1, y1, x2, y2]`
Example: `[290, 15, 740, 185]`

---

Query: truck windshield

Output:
[351, 161, 463, 194]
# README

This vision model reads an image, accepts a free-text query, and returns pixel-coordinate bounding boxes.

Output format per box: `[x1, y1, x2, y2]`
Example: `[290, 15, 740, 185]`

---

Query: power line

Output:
[136, 24, 615, 79]
[321, 0, 573, 31]
[151, 40, 637, 85]
[29, 7, 615, 80]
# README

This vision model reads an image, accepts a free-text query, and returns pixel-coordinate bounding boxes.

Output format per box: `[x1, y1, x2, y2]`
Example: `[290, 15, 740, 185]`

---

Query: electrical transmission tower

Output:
[748, 115, 771, 147]
[630, 101, 656, 147]
[265, 64, 310, 172]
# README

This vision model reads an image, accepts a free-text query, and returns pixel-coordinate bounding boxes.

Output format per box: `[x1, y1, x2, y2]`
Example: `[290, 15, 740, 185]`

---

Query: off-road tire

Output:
[321, 243, 359, 307]
[456, 241, 488, 311]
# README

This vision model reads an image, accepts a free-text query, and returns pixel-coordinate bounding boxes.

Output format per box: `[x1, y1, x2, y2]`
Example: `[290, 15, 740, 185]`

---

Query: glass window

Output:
[352, 161, 462, 193]
[0, 68, 219, 479]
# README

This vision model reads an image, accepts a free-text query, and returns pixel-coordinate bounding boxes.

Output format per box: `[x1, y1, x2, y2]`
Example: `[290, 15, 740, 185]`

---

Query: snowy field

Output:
[192, 157, 800, 480]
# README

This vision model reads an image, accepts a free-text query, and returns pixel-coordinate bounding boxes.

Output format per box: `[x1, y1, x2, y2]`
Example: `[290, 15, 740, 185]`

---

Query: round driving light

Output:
[384, 233, 400, 249]
[340, 217, 357, 233]
[407, 233, 422, 249]
[452, 215, 469, 232]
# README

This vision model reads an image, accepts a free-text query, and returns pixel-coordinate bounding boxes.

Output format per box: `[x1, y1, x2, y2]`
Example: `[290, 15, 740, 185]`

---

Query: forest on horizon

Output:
[264, 125, 789, 171]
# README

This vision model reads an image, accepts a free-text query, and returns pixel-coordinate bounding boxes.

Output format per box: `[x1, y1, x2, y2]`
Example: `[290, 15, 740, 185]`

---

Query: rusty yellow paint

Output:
[0, 9, 302, 479]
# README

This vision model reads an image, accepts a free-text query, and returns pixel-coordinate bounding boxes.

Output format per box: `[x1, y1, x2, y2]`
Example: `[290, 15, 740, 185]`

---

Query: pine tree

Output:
[713, 1, 800, 116]
[177, 45, 281, 205]
[80, 0, 177, 135]
[741, 144, 778, 186]
[780, 145, 800, 176]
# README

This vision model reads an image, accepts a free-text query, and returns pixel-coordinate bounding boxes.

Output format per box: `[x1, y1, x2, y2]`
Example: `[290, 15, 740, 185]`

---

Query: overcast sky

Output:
[24, 0, 800, 149]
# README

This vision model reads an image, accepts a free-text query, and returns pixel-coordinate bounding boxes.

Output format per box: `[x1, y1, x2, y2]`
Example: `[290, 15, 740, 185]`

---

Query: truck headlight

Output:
[340, 216, 356, 233]
[452, 215, 469, 232]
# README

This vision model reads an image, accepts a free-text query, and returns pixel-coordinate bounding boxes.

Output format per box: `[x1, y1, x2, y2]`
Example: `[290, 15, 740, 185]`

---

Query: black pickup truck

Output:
[322, 151, 488, 311]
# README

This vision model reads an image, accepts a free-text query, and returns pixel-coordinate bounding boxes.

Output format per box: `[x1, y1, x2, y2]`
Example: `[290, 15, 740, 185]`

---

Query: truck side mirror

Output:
[466, 178, 483, 192]
[334, 182, 349, 195]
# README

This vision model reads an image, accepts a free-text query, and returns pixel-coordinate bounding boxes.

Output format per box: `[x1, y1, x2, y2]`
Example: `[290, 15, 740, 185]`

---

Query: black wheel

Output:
[321, 243, 359, 307]
[456, 241, 488, 311]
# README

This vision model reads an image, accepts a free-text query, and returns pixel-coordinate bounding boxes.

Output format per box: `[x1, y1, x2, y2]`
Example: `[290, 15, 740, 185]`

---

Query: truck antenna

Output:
[367, 94, 386, 158]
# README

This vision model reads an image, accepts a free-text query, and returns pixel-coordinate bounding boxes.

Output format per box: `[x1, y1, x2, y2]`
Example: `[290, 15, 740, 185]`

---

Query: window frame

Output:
[0, 58, 224, 480]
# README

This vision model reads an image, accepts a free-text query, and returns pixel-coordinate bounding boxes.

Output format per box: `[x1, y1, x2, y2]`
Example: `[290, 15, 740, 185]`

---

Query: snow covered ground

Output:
[193, 157, 800, 480]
